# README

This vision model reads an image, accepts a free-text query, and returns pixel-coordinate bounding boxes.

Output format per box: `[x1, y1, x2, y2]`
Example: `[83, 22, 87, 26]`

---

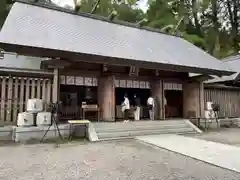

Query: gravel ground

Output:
[0, 140, 240, 180]
[186, 128, 240, 146]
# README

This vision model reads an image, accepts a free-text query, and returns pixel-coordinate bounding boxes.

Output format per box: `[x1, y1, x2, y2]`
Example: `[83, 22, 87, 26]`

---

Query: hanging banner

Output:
[75, 76, 84, 85]
[164, 82, 182, 90]
[60, 76, 65, 85]
[126, 80, 133, 88]
[60, 75, 98, 86]
[115, 79, 149, 89]
[66, 76, 75, 85]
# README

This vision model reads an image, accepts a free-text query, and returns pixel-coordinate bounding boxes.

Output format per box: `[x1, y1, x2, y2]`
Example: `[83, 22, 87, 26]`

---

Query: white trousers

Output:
[134, 106, 140, 120]
[149, 109, 154, 120]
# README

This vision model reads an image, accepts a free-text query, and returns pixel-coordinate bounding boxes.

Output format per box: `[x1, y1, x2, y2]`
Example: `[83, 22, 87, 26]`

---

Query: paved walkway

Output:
[136, 134, 240, 173]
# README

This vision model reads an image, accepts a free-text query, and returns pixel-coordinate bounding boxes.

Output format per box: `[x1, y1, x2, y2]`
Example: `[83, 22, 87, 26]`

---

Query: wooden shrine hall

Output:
[0, 0, 234, 122]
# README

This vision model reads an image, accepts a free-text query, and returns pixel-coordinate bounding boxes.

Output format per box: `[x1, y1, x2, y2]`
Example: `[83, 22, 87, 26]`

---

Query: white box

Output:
[27, 99, 43, 112]
[37, 112, 51, 126]
[17, 112, 34, 127]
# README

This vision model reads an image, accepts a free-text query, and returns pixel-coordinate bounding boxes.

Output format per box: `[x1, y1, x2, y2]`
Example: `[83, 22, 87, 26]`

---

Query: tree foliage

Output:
[0, 0, 239, 58]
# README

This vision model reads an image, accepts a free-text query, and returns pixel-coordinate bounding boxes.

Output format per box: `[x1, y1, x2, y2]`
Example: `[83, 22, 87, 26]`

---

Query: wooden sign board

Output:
[129, 66, 139, 77]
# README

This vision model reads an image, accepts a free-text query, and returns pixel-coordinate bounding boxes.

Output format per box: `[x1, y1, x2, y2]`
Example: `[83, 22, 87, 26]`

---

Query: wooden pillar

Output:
[98, 75, 115, 121]
[199, 82, 204, 117]
[183, 81, 204, 118]
[151, 79, 163, 120]
[52, 68, 60, 103]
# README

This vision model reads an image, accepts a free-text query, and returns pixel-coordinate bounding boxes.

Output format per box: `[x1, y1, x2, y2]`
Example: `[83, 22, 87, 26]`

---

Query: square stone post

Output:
[98, 75, 115, 121]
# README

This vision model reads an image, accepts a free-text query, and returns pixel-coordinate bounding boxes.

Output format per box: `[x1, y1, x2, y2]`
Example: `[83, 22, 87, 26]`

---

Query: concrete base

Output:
[0, 126, 13, 140]
[13, 124, 86, 142]
[197, 118, 240, 129]
[136, 134, 240, 173]
[88, 123, 99, 142]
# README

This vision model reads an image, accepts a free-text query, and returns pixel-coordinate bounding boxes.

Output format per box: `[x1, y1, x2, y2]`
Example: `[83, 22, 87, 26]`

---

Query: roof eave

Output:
[0, 42, 235, 76]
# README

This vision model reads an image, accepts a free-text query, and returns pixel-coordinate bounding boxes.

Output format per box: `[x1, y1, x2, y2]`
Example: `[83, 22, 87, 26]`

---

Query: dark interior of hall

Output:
[164, 90, 183, 118]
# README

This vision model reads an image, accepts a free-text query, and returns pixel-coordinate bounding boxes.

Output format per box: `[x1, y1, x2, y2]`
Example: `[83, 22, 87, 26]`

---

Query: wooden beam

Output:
[41, 58, 71, 69]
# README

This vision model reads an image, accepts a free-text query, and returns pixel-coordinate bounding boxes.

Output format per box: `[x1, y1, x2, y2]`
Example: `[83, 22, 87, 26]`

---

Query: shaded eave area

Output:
[0, 43, 233, 76]
[0, 1, 235, 77]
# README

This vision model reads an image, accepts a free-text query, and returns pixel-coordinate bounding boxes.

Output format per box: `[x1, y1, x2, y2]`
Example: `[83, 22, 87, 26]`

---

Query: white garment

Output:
[122, 97, 130, 112]
[134, 106, 140, 120]
[147, 97, 154, 107]
[164, 96, 167, 106]
[149, 109, 154, 120]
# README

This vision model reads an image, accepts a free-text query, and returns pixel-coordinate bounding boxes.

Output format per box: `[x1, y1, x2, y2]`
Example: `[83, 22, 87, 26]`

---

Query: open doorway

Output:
[164, 90, 183, 118]
[60, 85, 98, 121]
[115, 88, 150, 120]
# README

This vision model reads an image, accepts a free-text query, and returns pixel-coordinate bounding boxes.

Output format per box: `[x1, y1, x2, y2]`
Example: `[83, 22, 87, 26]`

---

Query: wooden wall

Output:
[0, 76, 52, 125]
[183, 81, 204, 118]
[204, 87, 240, 118]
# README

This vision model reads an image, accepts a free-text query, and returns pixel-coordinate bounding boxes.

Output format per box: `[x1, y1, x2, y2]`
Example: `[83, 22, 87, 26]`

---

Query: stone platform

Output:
[13, 124, 86, 142]
[136, 134, 240, 173]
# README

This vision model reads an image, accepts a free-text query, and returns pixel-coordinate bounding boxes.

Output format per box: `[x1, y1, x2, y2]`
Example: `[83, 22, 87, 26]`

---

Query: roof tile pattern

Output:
[0, 2, 234, 75]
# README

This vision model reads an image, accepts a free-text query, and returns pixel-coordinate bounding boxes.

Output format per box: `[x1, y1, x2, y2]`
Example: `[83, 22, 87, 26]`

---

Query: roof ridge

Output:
[223, 55, 240, 62]
[14, 0, 180, 38]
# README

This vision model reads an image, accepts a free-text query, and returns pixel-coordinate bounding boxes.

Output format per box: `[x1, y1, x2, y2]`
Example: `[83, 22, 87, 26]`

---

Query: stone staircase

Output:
[91, 120, 201, 141]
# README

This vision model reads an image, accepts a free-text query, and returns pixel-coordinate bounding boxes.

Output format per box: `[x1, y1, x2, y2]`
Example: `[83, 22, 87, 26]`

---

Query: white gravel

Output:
[0, 140, 239, 180]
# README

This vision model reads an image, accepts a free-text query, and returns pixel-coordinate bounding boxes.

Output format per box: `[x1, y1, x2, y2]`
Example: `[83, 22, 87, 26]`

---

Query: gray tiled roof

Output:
[0, 1, 235, 76]
[206, 55, 240, 83]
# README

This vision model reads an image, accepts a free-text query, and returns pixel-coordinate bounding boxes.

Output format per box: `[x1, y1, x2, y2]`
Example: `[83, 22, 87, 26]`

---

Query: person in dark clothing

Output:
[133, 94, 141, 120]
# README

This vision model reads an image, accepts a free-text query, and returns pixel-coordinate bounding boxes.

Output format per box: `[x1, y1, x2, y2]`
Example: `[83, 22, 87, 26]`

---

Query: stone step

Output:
[98, 127, 195, 140]
[94, 120, 187, 129]
[90, 120, 201, 141]
[95, 123, 189, 133]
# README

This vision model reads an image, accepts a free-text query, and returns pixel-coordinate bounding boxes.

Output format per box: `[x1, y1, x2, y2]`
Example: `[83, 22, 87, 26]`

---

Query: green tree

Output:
[74, 0, 144, 23]
[0, 0, 13, 28]
[146, 0, 239, 58]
